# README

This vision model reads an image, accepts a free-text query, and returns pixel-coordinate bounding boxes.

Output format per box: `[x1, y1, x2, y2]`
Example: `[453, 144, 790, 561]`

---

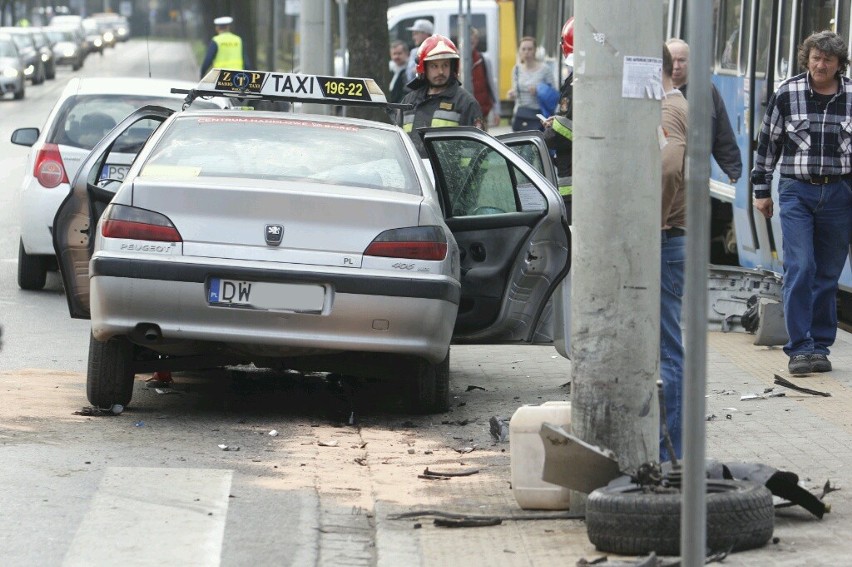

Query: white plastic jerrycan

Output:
[510, 401, 572, 510]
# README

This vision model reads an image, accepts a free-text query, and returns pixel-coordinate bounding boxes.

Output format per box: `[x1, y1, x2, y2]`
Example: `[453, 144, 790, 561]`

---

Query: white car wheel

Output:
[17, 239, 46, 290]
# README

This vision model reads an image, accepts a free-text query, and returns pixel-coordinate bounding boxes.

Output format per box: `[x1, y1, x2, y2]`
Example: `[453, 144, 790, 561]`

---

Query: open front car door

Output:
[53, 105, 175, 319]
[422, 127, 570, 343]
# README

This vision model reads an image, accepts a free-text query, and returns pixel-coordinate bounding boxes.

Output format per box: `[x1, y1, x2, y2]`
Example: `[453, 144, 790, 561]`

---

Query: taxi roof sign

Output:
[172, 69, 412, 114]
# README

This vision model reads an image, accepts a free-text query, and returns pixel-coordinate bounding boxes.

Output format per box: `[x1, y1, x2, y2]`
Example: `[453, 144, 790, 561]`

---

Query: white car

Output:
[10, 77, 229, 290]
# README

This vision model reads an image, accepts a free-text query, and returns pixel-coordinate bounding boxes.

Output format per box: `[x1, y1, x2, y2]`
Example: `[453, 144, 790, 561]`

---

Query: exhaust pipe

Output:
[134, 323, 162, 342]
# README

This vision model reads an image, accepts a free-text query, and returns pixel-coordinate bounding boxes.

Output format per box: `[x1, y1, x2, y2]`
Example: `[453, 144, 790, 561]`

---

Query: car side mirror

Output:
[11, 128, 39, 147]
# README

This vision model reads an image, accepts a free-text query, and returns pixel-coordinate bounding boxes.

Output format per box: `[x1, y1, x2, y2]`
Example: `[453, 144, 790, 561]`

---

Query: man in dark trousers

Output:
[389, 40, 410, 103]
[666, 38, 742, 183]
[399, 35, 483, 157]
[751, 31, 852, 376]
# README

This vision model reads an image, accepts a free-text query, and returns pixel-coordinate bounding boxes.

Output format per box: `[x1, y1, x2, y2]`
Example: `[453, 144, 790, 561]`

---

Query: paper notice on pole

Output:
[622, 56, 664, 100]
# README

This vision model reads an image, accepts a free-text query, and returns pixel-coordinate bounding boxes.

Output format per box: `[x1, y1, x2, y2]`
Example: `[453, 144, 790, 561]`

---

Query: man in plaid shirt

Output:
[751, 31, 852, 376]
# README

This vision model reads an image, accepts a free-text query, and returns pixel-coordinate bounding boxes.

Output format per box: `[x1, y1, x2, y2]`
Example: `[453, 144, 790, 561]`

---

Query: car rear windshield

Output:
[48, 95, 221, 151]
[141, 116, 420, 195]
[45, 30, 75, 43]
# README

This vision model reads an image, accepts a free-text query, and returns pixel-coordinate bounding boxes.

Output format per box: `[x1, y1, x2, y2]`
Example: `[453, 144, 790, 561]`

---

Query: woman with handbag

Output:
[508, 36, 555, 131]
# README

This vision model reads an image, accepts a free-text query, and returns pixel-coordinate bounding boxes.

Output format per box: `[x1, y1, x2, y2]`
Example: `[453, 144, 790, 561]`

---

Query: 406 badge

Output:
[215, 70, 267, 93]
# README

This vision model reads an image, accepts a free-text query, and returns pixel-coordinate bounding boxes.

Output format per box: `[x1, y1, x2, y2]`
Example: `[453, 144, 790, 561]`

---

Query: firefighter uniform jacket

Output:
[543, 74, 573, 197]
[400, 78, 483, 157]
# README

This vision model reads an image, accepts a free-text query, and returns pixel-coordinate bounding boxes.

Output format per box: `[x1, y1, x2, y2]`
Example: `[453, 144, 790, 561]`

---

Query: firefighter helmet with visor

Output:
[416, 34, 460, 76]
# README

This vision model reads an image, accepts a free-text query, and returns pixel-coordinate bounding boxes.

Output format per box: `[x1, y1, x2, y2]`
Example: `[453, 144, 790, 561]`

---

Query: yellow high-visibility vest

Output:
[212, 32, 244, 70]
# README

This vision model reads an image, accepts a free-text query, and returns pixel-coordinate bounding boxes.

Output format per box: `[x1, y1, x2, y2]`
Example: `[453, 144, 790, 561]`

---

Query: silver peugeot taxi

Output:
[53, 70, 570, 414]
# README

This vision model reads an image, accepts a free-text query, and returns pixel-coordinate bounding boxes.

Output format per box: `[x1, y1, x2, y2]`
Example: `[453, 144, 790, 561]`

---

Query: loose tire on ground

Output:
[586, 479, 774, 556]
[87, 334, 136, 408]
[17, 239, 47, 290]
[407, 351, 450, 414]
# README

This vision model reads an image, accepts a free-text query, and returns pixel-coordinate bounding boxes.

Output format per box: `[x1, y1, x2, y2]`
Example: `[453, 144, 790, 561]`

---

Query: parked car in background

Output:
[0, 32, 26, 99]
[29, 27, 56, 80]
[82, 18, 104, 54]
[0, 27, 45, 84]
[9, 77, 231, 291]
[91, 13, 128, 44]
[48, 15, 91, 54]
[44, 27, 85, 71]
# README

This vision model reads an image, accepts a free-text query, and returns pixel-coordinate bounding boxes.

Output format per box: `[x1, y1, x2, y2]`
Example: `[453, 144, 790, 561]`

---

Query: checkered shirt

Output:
[750, 72, 852, 198]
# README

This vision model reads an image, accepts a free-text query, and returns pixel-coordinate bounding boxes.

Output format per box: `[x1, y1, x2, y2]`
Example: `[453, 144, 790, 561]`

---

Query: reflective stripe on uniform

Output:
[212, 33, 244, 69]
[402, 113, 415, 132]
[558, 176, 572, 196]
[552, 116, 573, 141]
[431, 109, 461, 128]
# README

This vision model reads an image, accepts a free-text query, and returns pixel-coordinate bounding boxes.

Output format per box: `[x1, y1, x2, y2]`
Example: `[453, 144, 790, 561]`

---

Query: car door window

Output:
[431, 138, 547, 217]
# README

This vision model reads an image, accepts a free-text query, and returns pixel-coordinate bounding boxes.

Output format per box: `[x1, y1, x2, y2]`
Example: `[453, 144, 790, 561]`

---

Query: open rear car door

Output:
[53, 105, 175, 319]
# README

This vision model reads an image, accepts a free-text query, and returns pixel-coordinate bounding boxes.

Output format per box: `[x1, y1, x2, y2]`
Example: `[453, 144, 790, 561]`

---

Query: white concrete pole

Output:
[569, 0, 663, 512]
[300, 0, 327, 114]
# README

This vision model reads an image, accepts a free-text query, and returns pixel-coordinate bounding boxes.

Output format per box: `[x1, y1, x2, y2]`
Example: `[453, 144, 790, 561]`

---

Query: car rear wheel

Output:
[407, 351, 450, 414]
[87, 334, 136, 408]
[17, 239, 47, 290]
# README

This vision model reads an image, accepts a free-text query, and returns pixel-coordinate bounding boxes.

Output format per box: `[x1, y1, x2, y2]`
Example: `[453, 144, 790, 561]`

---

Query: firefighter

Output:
[542, 17, 575, 219]
[399, 34, 483, 157]
[200, 16, 251, 78]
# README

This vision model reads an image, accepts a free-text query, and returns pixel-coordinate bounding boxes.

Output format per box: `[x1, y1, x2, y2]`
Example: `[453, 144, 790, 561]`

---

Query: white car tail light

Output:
[364, 226, 448, 261]
[34, 144, 69, 188]
[101, 204, 182, 242]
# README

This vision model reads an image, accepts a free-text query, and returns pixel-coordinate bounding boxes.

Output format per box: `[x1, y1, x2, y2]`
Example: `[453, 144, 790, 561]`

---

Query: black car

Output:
[29, 28, 56, 80]
[0, 27, 45, 84]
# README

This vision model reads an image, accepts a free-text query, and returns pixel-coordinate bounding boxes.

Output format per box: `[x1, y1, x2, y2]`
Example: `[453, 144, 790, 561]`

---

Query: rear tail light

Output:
[34, 143, 69, 188]
[364, 226, 448, 261]
[101, 204, 182, 242]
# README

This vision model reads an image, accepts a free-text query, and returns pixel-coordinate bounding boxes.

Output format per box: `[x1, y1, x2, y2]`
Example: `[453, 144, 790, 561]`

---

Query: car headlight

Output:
[94, 38, 102, 47]
[2, 67, 18, 78]
[24, 64, 34, 75]
[63, 47, 76, 57]
[41, 53, 49, 62]
[104, 32, 114, 42]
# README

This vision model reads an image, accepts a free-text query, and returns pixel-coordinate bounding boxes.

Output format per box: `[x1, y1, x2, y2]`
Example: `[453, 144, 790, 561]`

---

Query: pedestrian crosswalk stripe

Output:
[62, 467, 233, 567]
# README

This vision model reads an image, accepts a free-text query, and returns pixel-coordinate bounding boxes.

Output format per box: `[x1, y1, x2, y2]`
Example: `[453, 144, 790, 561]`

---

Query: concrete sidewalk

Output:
[373, 330, 852, 566]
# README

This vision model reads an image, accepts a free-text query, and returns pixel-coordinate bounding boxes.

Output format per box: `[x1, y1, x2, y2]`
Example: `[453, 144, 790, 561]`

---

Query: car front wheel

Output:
[13, 78, 24, 99]
[17, 239, 46, 290]
[87, 334, 136, 408]
[407, 351, 450, 414]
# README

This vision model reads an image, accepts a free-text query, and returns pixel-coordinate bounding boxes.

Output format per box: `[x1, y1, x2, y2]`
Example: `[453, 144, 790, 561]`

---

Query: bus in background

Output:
[665, 0, 852, 302]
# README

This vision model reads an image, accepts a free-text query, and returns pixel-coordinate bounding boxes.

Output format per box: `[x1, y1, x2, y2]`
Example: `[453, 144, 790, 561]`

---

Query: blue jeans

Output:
[660, 231, 685, 461]
[778, 178, 852, 357]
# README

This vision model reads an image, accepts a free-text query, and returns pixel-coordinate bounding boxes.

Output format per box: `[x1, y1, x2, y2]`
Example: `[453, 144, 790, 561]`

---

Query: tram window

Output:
[799, 1, 835, 39]
[718, 0, 744, 72]
[754, 0, 773, 77]
[777, 3, 793, 78]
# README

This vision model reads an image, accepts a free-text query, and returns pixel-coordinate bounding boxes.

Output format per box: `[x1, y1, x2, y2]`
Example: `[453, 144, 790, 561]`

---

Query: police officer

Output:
[542, 18, 574, 219]
[399, 35, 483, 157]
[200, 16, 251, 78]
